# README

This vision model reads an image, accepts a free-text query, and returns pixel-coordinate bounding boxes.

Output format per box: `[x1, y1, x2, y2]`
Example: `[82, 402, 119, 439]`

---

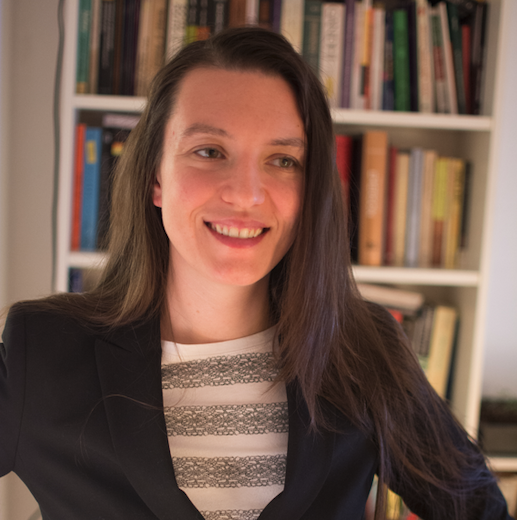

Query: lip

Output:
[204, 221, 269, 249]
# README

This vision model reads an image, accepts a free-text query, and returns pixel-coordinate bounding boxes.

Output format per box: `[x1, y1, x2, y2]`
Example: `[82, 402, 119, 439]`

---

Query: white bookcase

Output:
[56, 0, 515, 472]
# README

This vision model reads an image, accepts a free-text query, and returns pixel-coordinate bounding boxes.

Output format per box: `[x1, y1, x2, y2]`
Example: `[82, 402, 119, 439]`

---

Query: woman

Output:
[0, 27, 512, 520]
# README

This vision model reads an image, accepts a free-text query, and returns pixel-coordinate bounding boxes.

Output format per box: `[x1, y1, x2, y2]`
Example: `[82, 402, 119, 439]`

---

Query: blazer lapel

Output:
[259, 382, 336, 519]
[94, 316, 203, 520]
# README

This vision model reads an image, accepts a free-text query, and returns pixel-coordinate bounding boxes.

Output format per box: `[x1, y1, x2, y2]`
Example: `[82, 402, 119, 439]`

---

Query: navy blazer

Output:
[0, 305, 512, 520]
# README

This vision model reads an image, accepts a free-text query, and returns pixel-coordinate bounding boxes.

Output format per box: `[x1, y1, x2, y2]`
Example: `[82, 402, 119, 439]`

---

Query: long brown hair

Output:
[23, 27, 496, 519]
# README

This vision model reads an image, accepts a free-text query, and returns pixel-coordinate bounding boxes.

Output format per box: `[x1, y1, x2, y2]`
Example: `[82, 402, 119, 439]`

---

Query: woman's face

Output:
[153, 67, 305, 289]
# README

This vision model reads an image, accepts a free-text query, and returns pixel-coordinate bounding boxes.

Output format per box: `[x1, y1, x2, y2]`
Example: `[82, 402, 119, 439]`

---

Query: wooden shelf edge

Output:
[489, 456, 517, 473]
[331, 108, 493, 131]
[67, 251, 108, 269]
[73, 94, 147, 112]
[352, 266, 480, 287]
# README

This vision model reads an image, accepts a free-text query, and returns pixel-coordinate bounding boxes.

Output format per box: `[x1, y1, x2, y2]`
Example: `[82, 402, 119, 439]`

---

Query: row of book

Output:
[70, 112, 139, 251]
[357, 282, 458, 400]
[339, 130, 470, 269]
[76, 0, 489, 115]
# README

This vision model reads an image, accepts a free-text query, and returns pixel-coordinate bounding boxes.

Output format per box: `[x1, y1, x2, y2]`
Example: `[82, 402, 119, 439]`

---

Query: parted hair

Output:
[23, 27, 497, 519]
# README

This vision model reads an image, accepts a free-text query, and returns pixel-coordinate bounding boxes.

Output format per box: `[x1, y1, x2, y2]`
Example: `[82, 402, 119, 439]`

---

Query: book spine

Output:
[406, 1, 418, 112]
[416, 0, 433, 113]
[404, 147, 424, 268]
[258, 0, 271, 29]
[446, 2, 466, 114]
[361, 5, 373, 109]
[111, 0, 125, 96]
[88, 0, 102, 94]
[71, 124, 87, 251]
[443, 158, 465, 269]
[351, 2, 365, 109]
[393, 8, 410, 112]
[245, 0, 259, 25]
[438, 1, 458, 114]
[135, 0, 152, 96]
[431, 156, 448, 267]
[430, 7, 447, 113]
[341, 0, 355, 108]
[393, 151, 409, 267]
[382, 8, 394, 111]
[358, 131, 389, 266]
[280, 0, 304, 52]
[384, 146, 397, 266]
[426, 305, 458, 398]
[418, 149, 437, 268]
[98, 0, 116, 95]
[319, 2, 345, 108]
[120, 0, 139, 96]
[186, 0, 199, 42]
[167, 0, 188, 59]
[197, 0, 211, 40]
[302, 0, 322, 74]
[335, 134, 352, 208]
[369, 6, 385, 111]
[80, 128, 103, 251]
[471, 1, 488, 115]
[76, 0, 93, 94]
[147, 0, 167, 83]
[462, 23, 471, 115]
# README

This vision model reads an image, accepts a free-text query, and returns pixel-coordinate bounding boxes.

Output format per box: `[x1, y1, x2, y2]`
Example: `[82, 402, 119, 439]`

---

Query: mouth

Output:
[206, 222, 268, 239]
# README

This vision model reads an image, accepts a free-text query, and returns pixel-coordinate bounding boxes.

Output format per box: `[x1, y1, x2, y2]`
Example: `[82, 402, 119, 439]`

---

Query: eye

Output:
[272, 156, 299, 169]
[195, 147, 223, 159]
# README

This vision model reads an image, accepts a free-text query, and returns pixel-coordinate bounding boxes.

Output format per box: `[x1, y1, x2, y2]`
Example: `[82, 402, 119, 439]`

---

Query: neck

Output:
[161, 271, 271, 345]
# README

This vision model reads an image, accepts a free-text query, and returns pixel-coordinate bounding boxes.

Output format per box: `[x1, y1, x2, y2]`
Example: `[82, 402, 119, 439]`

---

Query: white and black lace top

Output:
[161, 327, 288, 520]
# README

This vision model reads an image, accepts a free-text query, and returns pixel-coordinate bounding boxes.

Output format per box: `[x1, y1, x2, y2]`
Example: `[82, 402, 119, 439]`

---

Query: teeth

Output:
[210, 223, 264, 239]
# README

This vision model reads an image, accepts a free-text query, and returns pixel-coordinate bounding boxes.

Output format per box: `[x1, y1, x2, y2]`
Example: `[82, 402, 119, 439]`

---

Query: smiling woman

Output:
[0, 27, 514, 520]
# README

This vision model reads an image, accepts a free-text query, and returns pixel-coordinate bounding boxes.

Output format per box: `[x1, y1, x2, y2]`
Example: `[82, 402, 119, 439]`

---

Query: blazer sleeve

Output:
[0, 306, 27, 476]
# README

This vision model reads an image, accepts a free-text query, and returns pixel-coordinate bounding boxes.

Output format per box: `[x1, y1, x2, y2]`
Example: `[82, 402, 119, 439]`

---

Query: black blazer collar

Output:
[94, 317, 336, 520]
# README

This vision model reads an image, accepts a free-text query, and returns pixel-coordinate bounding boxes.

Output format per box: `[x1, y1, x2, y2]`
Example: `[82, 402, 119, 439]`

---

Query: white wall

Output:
[0, 0, 56, 517]
[481, 0, 517, 399]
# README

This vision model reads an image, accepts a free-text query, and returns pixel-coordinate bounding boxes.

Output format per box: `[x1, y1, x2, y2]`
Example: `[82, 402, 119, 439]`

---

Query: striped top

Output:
[161, 327, 288, 520]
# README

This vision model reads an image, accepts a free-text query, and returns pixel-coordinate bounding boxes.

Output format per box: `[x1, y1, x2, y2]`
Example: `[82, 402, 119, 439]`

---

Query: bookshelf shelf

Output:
[490, 457, 517, 473]
[352, 266, 480, 287]
[67, 251, 107, 270]
[73, 94, 147, 112]
[331, 109, 493, 131]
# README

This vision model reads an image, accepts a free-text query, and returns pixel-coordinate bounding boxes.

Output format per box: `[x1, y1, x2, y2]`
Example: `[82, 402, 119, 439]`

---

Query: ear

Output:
[152, 174, 162, 208]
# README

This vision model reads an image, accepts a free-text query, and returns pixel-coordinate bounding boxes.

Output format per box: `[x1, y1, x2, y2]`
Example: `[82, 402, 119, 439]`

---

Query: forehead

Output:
[166, 67, 305, 136]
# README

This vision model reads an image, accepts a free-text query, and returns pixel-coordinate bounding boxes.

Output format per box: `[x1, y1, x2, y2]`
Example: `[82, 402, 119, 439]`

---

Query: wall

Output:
[481, 0, 517, 398]
[0, 0, 57, 518]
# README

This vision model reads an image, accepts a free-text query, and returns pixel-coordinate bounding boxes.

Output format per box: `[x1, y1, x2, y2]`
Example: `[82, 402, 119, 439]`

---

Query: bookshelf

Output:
[56, 0, 516, 472]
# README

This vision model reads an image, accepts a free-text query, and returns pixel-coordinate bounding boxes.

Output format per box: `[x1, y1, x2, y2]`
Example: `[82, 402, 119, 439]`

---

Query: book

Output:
[71, 124, 87, 251]
[80, 127, 103, 251]
[431, 156, 448, 267]
[393, 8, 410, 112]
[350, 1, 365, 109]
[426, 305, 458, 398]
[76, 0, 93, 94]
[358, 131, 388, 266]
[447, 1, 467, 114]
[462, 22, 471, 115]
[98, 0, 117, 95]
[319, 2, 345, 108]
[416, 0, 433, 113]
[335, 134, 353, 207]
[357, 283, 425, 314]
[382, 8, 394, 111]
[211, 0, 230, 33]
[418, 149, 437, 268]
[360, 3, 373, 109]
[406, 1, 418, 112]
[430, 6, 447, 113]
[280, 0, 304, 52]
[135, 0, 152, 94]
[443, 158, 465, 269]
[341, 0, 355, 108]
[119, 0, 141, 97]
[88, 0, 102, 94]
[166, 0, 188, 59]
[302, 0, 322, 74]
[369, 5, 385, 111]
[392, 150, 409, 267]
[404, 147, 424, 268]
[438, 1, 458, 114]
[470, 0, 488, 115]
[384, 146, 397, 265]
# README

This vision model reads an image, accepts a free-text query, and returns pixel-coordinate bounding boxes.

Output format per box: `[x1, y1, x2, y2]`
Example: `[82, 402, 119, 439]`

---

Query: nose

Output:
[220, 157, 266, 208]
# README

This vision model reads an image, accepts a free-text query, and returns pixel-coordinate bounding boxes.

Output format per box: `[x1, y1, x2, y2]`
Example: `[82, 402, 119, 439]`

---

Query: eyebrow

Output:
[181, 123, 305, 150]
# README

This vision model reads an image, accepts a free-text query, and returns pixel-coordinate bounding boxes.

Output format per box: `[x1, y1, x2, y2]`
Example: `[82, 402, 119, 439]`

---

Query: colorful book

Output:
[80, 127, 103, 251]
[404, 147, 424, 268]
[406, 1, 418, 112]
[447, 1, 467, 114]
[430, 7, 447, 113]
[418, 149, 437, 268]
[319, 2, 345, 108]
[416, 0, 433, 113]
[393, 150, 409, 267]
[384, 146, 397, 265]
[358, 131, 388, 266]
[393, 8, 410, 112]
[369, 6, 385, 111]
[335, 134, 353, 207]
[431, 156, 449, 267]
[382, 8, 394, 111]
[438, 1, 458, 114]
[341, 0, 355, 108]
[302, 0, 322, 74]
[350, 1, 365, 109]
[76, 0, 93, 94]
[71, 124, 87, 251]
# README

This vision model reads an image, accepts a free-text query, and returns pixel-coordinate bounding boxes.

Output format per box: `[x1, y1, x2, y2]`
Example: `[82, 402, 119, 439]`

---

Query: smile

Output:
[207, 222, 266, 239]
